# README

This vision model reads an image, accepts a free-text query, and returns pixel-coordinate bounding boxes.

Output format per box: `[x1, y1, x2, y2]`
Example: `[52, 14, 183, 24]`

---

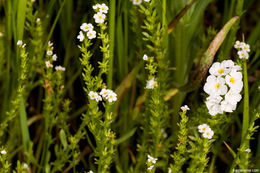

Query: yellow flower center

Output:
[230, 77, 235, 84]
[217, 68, 224, 74]
[244, 46, 247, 50]
[98, 16, 102, 19]
[104, 92, 107, 95]
[109, 95, 113, 98]
[89, 33, 92, 36]
[241, 52, 245, 56]
[101, 8, 104, 10]
[214, 83, 220, 89]
[85, 26, 89, 30]
[91, 94, 95, 97]
[202, 128, 205, 131]
[206, 132, 209, 135]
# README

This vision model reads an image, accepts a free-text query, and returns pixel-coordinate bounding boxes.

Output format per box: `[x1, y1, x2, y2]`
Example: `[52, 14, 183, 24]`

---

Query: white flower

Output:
[45, 61, 53, 68]
[238, 50, 249, 59]
[147, 155, 157, 164]
[180, 105, 190, 112]
[132, 0, 142, 5]
[205, 95, 223, 116]
[100, 88, 110, 98]
[80, 23, 94, 32]
[87, 30, 96, 39]
[240, 42, 250, 52]
[94, 12, 106, 24]
[209, 62, 228, 76]
[0, 32, 3, 37]
[203, 75, 227, 96]
[89, 91, 97, 100]
[36, 18, 41, 23]
[202, 129, 214, 139]
[148, 165, 154, 170]
[230, 64, 242, 72]
[107, 91, 117, 102]
[55, 65, 66, 71]
[17, 40, 23, 46]
[245, 148, 251, 153]
[198, 124, 210, 133]
[47, 50, 53, 56]
[93, 4, 101, 10]
[0, 150, 7, 154]
[95, 95, 102, 102]
[144, 0, 150, 2]
[52, 54, 57, 61]
[146, 77, 157, 89]
[220, 100, 237, 113]
[77, 31, 84, 42]
[225, 71, 243, 92]
[234, 40, 242, 49]
[221, 60, 234, 70]
[23, 163, 28, 169]
[99, 3, 109, 13]
[48, 41, 53, 47]
[143, 54, 148, 61]
[224, 90, 242, 103]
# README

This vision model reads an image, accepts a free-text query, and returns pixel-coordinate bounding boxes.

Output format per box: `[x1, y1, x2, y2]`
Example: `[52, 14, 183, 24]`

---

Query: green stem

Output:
[107, 0, 116, 89]
[241, 60, 249, 147]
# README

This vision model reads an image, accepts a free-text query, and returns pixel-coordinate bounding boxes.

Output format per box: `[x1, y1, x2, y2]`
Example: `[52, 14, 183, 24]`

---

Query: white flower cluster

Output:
[234, 41, 250, 60]
[203, 60, 243, 116]
[146, 77, 157, 89]
[78, 23, 96, 41]
[88, 88, 117, 103]
[198, 124, 214, 139]
[147, 155, 157, 170]
[93, 3, 108, 24]
[131, 0, 150, 5]
[45, 41, 65, 71]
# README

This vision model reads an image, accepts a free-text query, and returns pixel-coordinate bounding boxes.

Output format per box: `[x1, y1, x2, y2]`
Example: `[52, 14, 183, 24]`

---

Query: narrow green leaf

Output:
[19, 97, 30, 152]
[116, 128, 137, 145]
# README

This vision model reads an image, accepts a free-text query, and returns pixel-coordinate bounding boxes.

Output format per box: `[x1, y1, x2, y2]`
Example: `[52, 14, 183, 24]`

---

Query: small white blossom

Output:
[45, 61, 53, 68]
[23, 163, 28, 169]
[225, 71, 243, 92]
[100, 88, 110, 98]
[48, 41, 53, 47]
[240, 42, 250, 52]
[17, 40, 23, 46]
[89, 91, 97, 100]
[205, 95, 223, 116]
[245, 148, 251, 153]
[47, 50, 53, 56]
[237, 50, 249, 60]
[209, 62, 228, 76]
[198, 124, 210, 133]
[36, 18, 41, 23]
[132, 0, 142, 5]
[0, 32, 3, 37]
[180, 105, 190, 112]
[80, 23, 94, 32]
[147, 155, 157, 164]
[202, 128, 214, 139]
[55, 65, 66, 71]
[146, 77, 157, 89]
[94, 12, 106, 24]
[77, 31, 84, 42]
[87, 30, 96, 39]
[220, 100, 237, 113]
[107, 91, 117, 102]
[203, 75, 227, 96]
[143, 54, 148, 61]
[148, 165, 154, 170]
[234, 40, 242, 49]
[99, 3, 109, 13]
[93, 4, 101, 10]
[52, 54, 57, 61]
[0, 150, 7, 154]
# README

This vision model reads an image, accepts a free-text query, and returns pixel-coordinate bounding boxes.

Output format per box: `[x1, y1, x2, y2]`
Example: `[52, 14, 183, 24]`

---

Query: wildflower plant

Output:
[0, 0, 259, 172]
